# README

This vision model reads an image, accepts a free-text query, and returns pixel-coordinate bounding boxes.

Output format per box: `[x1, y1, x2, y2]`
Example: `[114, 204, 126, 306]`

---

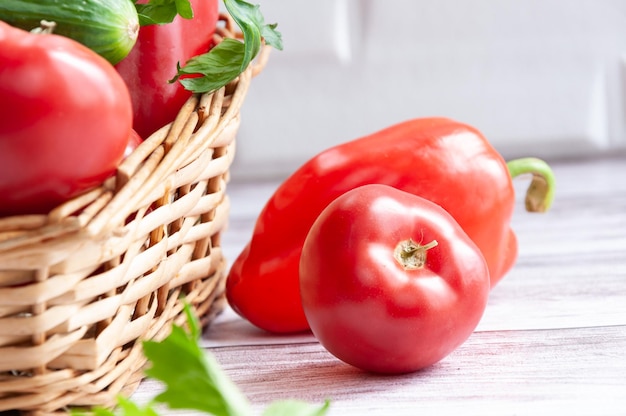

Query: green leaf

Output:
[175, 0, 194, 18]
[224, 0, 284, 66]
[135, 0, 193, 26]
[115, 397, 161, 416]
[262, 400, 331, 416]
[171, 0, 283, 93]
[70, 397, 160, 416]
[223, 0, 261, 72]
[171, 38, 247, 93]
[70, 407, 115, 416]
[183, 297, 201, 340]
[141, 303, 253, 416]
[260, 23, 283, 51]
[226, 0, 283, 51]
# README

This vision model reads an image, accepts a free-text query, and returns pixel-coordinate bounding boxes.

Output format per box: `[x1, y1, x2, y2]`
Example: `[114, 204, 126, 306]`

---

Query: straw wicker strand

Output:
[0, 14, 267, 414]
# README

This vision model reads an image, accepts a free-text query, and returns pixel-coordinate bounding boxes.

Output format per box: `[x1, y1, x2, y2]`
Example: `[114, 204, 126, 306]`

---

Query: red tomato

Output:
[0, 22, 132, 216]
[299, 184, 490, 374]
[124, 129, 143, 159]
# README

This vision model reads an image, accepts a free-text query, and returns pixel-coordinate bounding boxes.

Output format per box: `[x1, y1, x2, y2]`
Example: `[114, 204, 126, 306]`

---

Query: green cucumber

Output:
[0, 0, 139, 65]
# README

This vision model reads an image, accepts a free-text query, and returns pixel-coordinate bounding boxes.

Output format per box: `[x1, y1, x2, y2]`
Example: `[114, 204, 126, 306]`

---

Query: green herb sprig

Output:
[134, 0, 194, 26]
[78, 303, 329, 416]
[132, 0, 282, 94]
[170, 0, 283, 93]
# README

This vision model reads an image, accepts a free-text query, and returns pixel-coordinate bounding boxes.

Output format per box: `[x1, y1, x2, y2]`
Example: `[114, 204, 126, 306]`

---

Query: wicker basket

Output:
[0, 15, 268, 415]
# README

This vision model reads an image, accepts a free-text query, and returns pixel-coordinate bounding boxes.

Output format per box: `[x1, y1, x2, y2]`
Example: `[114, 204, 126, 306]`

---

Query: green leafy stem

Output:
[134, 0, 194, 26]
[172, 0, 283, 93]
[133, 0, 282, 94]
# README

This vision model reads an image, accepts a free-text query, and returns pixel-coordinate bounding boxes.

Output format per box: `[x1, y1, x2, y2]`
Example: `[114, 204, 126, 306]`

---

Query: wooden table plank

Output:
[131, 155, 626, 415]
[136, 325, 626, 416]
[210, 325, 626, 416]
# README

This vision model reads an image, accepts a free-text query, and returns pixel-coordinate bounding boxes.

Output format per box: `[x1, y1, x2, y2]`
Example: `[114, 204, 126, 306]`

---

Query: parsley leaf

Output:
[176, 38, 247, 93]
[170, 0, 283, 93]
[71, 396, 159, 416]
[142, 306, 253, 416]
[134, 0, 194, 26]
[115, 397, 160, 416]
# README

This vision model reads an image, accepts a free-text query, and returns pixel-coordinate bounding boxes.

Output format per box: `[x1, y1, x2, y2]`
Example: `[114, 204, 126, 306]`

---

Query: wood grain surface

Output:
[132, 155, 626, 416]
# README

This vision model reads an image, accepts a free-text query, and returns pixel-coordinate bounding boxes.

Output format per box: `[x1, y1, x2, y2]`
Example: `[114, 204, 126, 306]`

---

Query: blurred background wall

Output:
[222, 0, 626, 180]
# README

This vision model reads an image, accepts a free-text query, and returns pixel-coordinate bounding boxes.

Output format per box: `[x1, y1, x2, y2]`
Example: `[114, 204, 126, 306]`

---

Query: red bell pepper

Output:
[226, 117, 555, 333]
[115, 0, 219, 138]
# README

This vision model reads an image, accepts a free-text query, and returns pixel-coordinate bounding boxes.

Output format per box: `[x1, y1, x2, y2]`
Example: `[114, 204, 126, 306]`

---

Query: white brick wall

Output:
[224, 0, 626, 179]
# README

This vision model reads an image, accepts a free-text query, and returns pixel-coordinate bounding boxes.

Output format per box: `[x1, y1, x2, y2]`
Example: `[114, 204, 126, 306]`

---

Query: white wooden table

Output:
[134, 155, 626, 416]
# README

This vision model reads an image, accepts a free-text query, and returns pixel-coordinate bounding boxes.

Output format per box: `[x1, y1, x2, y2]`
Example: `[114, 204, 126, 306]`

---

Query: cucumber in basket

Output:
[0, 0, 140, 65]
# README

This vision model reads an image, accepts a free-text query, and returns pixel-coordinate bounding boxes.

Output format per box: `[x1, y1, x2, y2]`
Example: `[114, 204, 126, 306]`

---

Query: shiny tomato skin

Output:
[124, 129, 143, 159]
[300, 184, 490, 374]
[0, 22, 132, 216]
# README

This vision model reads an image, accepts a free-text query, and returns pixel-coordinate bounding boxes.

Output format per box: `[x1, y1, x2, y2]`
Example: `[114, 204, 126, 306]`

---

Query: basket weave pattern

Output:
[0, 17, 266, 414]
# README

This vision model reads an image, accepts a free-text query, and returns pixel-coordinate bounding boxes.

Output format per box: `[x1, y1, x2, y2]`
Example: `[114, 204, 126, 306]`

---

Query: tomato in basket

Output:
[0, 21, 133, 217]
[124, 129, 143, 159]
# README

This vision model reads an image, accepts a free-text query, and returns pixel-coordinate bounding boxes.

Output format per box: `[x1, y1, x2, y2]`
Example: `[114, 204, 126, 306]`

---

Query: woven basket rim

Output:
[0, 12, 270, 249]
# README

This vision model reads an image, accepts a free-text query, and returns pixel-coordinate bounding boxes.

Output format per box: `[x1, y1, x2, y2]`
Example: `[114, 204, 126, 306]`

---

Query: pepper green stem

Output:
[507, 157, 556, 213]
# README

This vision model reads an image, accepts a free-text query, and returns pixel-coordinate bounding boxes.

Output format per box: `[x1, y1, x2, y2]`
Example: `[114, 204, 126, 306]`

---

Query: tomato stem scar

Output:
[394, 238, 438, 270]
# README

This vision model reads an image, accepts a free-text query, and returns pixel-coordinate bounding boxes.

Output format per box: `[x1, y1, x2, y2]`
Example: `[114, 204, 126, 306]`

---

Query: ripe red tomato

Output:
[124, 129, 143, 159]
[299, 184, 490, 374]
[0, 22, 132, 216]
